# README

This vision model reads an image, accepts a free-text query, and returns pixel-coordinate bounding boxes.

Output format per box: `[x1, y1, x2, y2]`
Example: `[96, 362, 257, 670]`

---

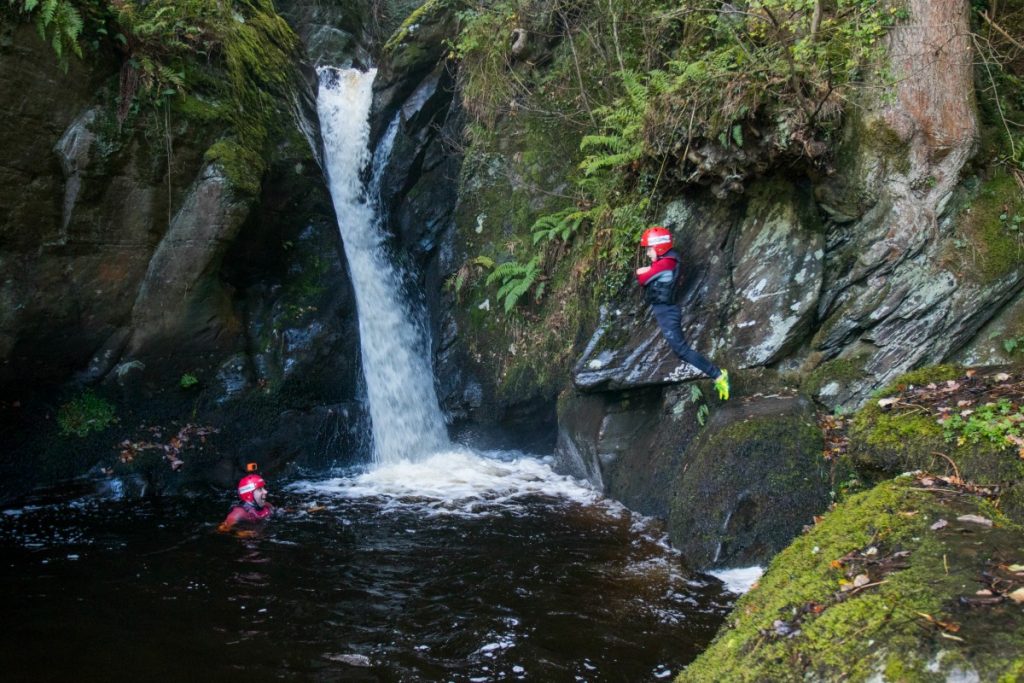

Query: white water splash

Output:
[290, 447, 602, 516]
[316, 66, 449, 465]
[709, 566, 764, 595]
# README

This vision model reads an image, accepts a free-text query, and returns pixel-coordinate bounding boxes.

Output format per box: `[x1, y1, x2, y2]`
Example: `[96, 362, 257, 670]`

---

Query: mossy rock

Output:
[948, 170, 1024, 285]
[383, 0, 460, 75]
[669, 394, 829, 570]
[848, 365, 1024, 523]
[801, 351, 872, 408]
[678, 478, 1024, 683]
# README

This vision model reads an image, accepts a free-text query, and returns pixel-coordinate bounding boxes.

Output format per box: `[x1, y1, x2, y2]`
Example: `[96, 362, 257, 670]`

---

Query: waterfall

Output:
[316, 66, 450, 465]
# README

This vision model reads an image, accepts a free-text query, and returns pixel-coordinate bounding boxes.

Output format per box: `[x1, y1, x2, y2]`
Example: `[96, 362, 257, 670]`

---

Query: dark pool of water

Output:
[0, 477, 734, 682]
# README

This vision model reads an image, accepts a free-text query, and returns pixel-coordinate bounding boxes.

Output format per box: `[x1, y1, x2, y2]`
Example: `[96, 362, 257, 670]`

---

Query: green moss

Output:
[847, 365, 1024, 524]
[802, 353, 871, 397]
[679, 478, 1024, 682]
[57, 390, 117, 437]
[383, 0, 452, 53]
[453, 105, 596, 404]
[875, 364, 963, 396]
[953, 171, 1024, 284]
[669, 400, 829, 568]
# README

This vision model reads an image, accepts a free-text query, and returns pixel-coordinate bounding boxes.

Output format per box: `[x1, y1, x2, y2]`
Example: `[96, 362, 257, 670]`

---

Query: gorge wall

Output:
[1, 0, 1022, 574]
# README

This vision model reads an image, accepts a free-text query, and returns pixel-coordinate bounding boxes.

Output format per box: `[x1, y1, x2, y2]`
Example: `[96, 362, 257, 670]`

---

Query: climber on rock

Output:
[219, 467, 274, 532]
[635, 225, 730, 400]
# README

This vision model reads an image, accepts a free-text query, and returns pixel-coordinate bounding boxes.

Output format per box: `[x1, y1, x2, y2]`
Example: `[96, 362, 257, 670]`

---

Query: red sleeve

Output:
[636, 255, 677, 286]
[220, 506, 247, 530]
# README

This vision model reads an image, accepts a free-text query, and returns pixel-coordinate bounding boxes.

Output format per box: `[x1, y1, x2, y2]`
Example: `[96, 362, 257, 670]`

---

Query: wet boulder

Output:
[556, 374, 830, 570]
[668, 394, 829, 570]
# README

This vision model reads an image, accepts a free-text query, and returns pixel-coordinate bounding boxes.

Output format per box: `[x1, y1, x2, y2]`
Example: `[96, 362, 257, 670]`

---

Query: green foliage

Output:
[691, 383, 709, 427]
[7, 0, 87, 71]
[12, 0, 301, 196]
[1003, 335, 1024, 354]
[485, 256, 541, 312]
[578, 69, 663, 178]
[530, 207, 587, 244]
[179, 372, 199, 389]
[57, 390, 116, 437]
[453, 0, 904, 312]
[939, 397, 1024, 449]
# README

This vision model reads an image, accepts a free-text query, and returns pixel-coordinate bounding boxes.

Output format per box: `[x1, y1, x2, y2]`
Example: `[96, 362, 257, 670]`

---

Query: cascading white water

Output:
[316, 66, 449, 464]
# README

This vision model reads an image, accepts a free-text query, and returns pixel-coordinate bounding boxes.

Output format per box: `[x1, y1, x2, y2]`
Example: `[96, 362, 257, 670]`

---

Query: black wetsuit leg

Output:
[651, 303, 720, 378]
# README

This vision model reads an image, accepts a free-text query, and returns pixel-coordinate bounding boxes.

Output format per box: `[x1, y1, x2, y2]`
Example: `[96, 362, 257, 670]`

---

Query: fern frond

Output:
[38, 0, 56, 26]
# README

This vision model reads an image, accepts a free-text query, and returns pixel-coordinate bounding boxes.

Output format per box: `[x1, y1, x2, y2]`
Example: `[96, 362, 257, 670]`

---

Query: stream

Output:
[1, 448, 741, 682]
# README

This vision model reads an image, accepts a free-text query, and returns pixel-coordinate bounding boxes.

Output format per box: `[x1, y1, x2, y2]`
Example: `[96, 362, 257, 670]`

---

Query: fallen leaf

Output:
[957, 400, 973, 407]
[930, 519, 948, 530]
[1007, 564, 1024, 573]
[994, 372, 1011, 382]
[956, 514, 993, 527]
[976, 589, 993, 596]
[853, 574, 871, 588]
[1009, 588, 1024, 604]
[917, 612, 961, 632]
[830, 560, 844, 570]
[864, 547, 879, 557]
[966, 369, 977, 378]
[878, 397, 900, 408]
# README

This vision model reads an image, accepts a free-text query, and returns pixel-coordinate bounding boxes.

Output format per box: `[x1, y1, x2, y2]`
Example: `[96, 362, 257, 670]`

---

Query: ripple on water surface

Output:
[1, 449, 737, 681]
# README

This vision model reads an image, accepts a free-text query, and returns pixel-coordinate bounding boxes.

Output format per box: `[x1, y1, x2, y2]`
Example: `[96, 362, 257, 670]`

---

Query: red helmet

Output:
[237, 474, 266, 503]
[641, 226, 673, 256]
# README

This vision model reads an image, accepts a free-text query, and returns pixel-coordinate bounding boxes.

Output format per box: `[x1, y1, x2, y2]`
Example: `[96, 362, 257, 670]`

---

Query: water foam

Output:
[709, 566, 764, 594]
[290, 448, 601, 516]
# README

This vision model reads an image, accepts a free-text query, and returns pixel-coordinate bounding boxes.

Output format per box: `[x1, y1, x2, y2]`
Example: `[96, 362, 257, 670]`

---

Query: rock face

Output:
[575, 0, 991, 408]
[556, 382, 829, 570]
[421, 0, 1018, 567]
[667, 395, 828, 569]
[0, 6, 368, 500]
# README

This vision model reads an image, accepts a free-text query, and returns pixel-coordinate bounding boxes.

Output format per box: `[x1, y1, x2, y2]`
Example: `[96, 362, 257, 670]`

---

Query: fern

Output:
[19, 0, 84, 71]
[577, 69, 668, 178]
[531, 208, 587, 244]
[485, 257, 540, 312]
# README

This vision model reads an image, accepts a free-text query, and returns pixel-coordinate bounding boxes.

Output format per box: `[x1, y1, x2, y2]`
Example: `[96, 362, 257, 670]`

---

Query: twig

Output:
[980, 10, 1024, 52]
[848, 579, 889, 596]
[608, 0, 625, 75]
[972, 32, 1018, 162]
[561, 12, 596, 127]
[932, 451, 962, 482]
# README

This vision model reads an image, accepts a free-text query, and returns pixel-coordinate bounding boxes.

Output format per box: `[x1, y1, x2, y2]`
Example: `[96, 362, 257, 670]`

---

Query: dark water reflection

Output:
[1, 476, 735, 682]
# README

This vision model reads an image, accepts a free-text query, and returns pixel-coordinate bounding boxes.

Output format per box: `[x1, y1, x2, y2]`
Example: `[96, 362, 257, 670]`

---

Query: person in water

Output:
[219, 472, 274, 532]
[635, 225, 730, 400]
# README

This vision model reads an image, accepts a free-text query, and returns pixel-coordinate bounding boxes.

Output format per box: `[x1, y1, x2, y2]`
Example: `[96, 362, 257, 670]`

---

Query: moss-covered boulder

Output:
[678, 477, 1024, 682]
[669, 394, 829, 570]
[848, 366, 1024, 524]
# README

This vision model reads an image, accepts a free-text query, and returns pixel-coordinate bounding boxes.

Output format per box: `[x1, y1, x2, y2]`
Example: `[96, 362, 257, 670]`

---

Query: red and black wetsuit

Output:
[221, 502, 273, 528]
[637, 249, 720, 379]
